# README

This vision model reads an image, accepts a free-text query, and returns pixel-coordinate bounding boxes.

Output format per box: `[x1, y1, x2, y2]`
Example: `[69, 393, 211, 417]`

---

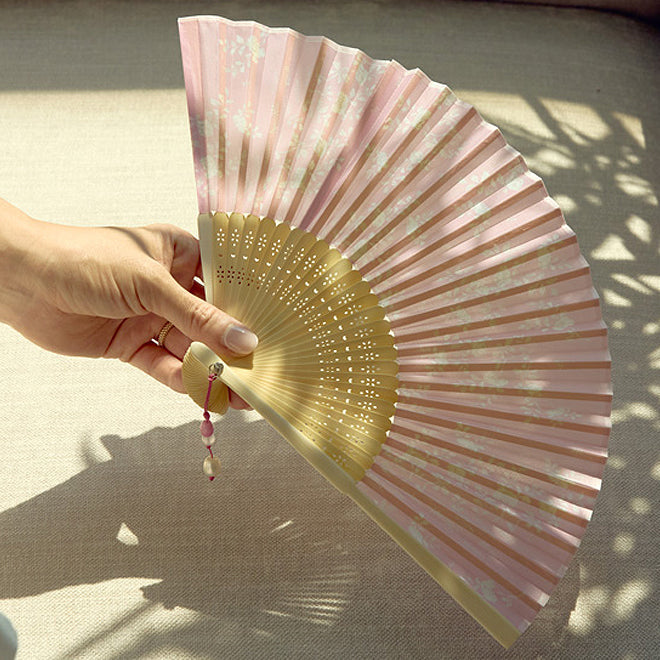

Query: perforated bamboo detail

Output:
[183, 212, 399, 480]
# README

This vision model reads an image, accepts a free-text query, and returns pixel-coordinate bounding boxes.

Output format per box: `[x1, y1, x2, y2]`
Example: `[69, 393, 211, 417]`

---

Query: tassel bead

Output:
[203, 455, 222, 478]
[202, 433, 216, 447]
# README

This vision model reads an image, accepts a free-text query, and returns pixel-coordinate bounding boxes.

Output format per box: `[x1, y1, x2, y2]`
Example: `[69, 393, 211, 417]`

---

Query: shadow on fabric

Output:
[0, 416, 574, 658]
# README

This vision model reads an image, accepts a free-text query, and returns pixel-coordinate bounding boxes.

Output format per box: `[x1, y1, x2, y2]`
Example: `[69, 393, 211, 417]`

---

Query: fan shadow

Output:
[0, 416, 577, 658]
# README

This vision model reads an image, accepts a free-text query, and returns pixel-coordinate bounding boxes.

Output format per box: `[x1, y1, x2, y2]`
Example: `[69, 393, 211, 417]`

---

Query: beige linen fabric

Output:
[0, 1, 658, 658]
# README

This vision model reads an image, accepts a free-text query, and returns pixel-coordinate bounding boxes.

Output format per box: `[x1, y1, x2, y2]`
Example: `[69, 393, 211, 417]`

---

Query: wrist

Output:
[0, 199, 43, 327]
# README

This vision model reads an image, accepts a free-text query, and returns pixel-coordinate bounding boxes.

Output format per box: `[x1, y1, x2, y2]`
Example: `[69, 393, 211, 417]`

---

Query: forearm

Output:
[0, 200, 119, 354]
[0, 198, 255, 397]
[0, 199, 43, 328]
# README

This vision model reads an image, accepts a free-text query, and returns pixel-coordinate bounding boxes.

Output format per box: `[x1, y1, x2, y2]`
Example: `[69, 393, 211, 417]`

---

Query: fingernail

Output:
[225, 324, 259, 354]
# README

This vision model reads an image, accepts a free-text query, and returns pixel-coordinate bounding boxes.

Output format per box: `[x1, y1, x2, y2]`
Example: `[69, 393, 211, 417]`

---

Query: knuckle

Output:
[188, 298, 217, 336]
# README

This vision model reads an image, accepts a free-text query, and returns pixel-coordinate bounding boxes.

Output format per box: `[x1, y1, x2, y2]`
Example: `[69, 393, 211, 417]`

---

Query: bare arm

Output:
[0, 198, 256, 405]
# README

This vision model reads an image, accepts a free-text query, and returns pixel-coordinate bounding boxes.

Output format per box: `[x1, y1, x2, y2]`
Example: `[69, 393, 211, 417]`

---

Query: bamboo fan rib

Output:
[183, 211, 398, 480]
[178, 16, 612, 648]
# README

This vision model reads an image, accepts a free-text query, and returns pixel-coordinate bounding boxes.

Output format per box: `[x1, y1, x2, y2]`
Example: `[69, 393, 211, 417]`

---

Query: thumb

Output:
[143, 269, 258, 356]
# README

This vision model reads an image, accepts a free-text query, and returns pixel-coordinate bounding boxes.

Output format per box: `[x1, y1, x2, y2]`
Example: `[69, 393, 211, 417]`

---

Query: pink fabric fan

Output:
[178, 15, 611, 648]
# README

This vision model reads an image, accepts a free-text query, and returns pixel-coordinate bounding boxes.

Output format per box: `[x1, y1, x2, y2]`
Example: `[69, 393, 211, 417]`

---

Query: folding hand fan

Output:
[178, 16, 611, 648]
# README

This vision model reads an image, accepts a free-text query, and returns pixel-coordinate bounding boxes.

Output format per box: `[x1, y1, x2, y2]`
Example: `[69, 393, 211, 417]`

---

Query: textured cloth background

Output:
[0, 1, 658, 658]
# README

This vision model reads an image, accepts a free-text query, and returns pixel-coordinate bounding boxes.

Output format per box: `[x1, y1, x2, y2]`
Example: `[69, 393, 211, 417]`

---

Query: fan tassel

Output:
[201, 364, 222, 480]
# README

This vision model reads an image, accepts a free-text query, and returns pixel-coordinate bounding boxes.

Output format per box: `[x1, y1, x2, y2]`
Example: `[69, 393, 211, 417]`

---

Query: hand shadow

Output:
[0, 414, 577, 658]
[0, 416, 363, 617]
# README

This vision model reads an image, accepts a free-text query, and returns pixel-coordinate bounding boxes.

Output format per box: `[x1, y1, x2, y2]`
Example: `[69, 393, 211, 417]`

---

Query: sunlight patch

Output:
[603, 289, 632, 308]
[629, 497, 651, 515]
[613, 533, 635, 556]
[612, 402, 658, 424]
[541, 99, 610, 144]
[591, 234, 635, 261]
[611, 580, 652, 621]
[614, 173, 657, 204]
[553, 194, 577, 214]
[611, 274, 653, 295]
[612, 112, 645, 149]
[625, 215, 652, 244]
[639, 275, 660, 292]
[116, 522, 139, 546]
[607, 455, 626, 470]
[455, 90, 556, 140]
[568, 584, 610, 635]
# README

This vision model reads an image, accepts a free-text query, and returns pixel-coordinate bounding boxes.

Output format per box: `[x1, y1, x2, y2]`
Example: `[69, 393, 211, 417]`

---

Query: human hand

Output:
[0, 199, 256, 408]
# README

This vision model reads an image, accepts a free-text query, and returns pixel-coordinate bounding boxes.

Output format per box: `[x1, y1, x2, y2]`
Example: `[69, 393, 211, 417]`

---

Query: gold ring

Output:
[156, 321, 175, 346]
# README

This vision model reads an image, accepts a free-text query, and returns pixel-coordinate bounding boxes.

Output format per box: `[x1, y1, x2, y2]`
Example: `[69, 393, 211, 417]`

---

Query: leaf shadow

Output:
[0, 414, 581, 658]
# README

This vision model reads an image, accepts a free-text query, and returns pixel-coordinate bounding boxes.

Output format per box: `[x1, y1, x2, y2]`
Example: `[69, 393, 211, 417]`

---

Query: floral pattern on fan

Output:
[178, 15, 611, 648]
